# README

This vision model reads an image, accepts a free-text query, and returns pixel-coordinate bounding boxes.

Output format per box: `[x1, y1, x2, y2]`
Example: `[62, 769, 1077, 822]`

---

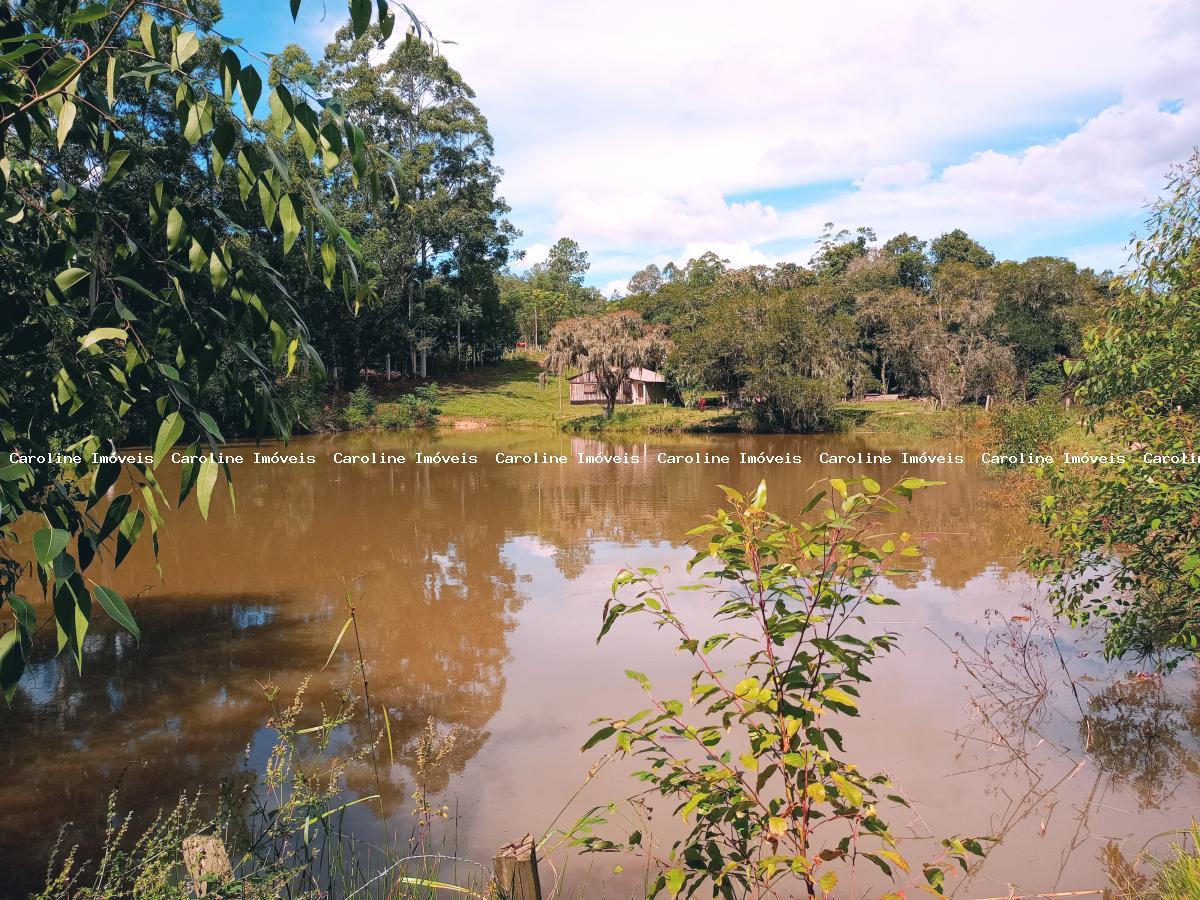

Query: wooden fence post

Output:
[492, 833, 543, 900]
[181, 833, 232, 896]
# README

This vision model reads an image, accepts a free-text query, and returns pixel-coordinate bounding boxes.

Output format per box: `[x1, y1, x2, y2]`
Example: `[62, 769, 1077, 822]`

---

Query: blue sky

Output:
[220, 0, 1199, 293]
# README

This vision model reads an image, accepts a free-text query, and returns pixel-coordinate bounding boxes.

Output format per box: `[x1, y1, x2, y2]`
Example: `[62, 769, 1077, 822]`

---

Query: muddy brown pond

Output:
[3, 431, 1199, 897]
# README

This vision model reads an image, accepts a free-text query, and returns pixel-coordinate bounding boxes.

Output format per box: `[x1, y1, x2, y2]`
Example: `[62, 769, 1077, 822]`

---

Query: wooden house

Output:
[568, 367, 668, 405]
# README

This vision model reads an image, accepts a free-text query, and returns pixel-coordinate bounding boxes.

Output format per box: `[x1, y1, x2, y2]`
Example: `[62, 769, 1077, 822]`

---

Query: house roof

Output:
[568, 367, 666, 383]
[628, 367, 666, 383]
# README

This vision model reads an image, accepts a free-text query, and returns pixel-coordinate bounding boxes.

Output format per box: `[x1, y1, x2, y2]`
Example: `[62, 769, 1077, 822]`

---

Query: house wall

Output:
[569, 373, 666, 405]
[569, 378, 639, 405]
[645, 383, 668, 404]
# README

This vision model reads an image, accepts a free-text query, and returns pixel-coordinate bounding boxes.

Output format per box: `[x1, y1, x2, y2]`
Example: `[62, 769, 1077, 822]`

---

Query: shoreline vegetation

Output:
[335, 357, 1111, 461]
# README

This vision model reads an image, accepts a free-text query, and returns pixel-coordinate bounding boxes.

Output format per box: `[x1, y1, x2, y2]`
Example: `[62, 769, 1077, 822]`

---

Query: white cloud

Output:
[854, 162, 933, 192]
[510, 241, 550, 272]
[321, 0, 1200, 283]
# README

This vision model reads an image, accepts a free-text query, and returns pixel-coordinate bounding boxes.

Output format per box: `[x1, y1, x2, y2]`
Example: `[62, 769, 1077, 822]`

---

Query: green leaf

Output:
[114, 509, 144, 566]
[279, 194, 300, 253]
[8, 596, 36, 635]
[350, 0, 372, 35]
[829, 477, 848, 498]
[664, 868, 685, 897]
[36, 57, 80, 94]
[581, 725, 616, 751]
[153, 411, 184, 466]
[93, 585, 140, 642]
[66, 3, 109, 25]
[238, 64, 263, 117]
[33, 528, 70, 566]
[172, 30, 200, 68]
[80, 327, 127, 349]
[680, 792, 706, 822]
[103, 150, 132, 184]
[196, 455, 218, 520]
[830, 772, 863, 807]
[167, 206, 185, 250]
[97, 494, 131, 544]
[899, 477, 943, 490]
[219, 48, 240, 101]
[138, 12, 156, 55]
[821, 686, 857, 710]
[55, 268, 89, 292]
[56, 100, 77, 148]
[53, 575, 90, 672]
[0, 630, 24, 704]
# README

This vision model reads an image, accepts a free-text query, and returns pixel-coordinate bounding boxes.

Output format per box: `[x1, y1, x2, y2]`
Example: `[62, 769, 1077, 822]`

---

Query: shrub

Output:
[1026, 359, 1066, 397]
[357, 384, 440, 430]
[376, 404, 413, 429]
[344, 386, 377, 430]
[575, 479, 988, 897]
[281, 377, 343, 434]
[994, 387, 1070, 461]
[741, 375, 843, 433]
[399, 383, 441, 428]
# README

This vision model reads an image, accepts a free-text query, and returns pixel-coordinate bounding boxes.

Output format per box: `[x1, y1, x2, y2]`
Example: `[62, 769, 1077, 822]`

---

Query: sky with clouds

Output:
[220, 0, 1199, 293]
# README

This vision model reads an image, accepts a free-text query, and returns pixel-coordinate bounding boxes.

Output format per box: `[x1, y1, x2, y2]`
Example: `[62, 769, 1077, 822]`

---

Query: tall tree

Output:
[669, 287, 856, 431]
[311, 25, 514, 378]
[0, 0, 397, 701]
[880, 232, 931, 292]
[917, 262, 1015, 407]
[627, 263, 663, 295]
[930, 228, 995, 269]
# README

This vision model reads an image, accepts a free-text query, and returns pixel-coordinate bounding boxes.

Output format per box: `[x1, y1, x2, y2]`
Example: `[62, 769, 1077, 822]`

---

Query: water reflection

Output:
[0, 430, 1191, 896]
[1084, 672, 1200, 809]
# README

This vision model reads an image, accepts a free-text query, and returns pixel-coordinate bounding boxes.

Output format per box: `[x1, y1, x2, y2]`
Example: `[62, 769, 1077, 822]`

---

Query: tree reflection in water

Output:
[941, 603, 1200, 894]
[1083, 672, 1200, 810]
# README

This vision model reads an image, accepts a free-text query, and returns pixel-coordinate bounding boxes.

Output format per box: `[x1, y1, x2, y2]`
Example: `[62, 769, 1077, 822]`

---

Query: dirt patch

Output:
[449, 418, 491, 431]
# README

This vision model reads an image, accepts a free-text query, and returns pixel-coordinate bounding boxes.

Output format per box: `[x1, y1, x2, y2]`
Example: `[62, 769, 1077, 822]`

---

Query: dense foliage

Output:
[1031, 152, 1200, 668]
[576, 479, 988, 898]
[615, 227, 1108, 431]
[0, 0, 511, 700]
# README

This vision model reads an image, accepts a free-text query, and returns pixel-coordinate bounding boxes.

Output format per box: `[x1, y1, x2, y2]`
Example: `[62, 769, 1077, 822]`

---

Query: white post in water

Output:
[386, 353, 392, 382]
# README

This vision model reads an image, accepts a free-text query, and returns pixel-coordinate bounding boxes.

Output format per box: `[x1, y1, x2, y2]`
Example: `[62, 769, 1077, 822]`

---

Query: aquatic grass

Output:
[1105, 821, 1200, 899]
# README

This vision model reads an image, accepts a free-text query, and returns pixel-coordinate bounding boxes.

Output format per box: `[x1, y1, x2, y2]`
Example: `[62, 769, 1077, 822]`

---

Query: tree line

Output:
[606, 226, 1112, 431]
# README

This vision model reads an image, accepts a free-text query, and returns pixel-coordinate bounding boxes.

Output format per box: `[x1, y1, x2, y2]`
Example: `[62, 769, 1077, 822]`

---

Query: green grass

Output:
[418, 358, 737, 433]
[382, 360, 1106, 440]
[839, 398, 989, 440]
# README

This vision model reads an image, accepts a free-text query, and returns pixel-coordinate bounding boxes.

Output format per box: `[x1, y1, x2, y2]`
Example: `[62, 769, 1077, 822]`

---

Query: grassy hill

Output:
[379, 358, 983, 436]
[393, 358, 735, 432]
